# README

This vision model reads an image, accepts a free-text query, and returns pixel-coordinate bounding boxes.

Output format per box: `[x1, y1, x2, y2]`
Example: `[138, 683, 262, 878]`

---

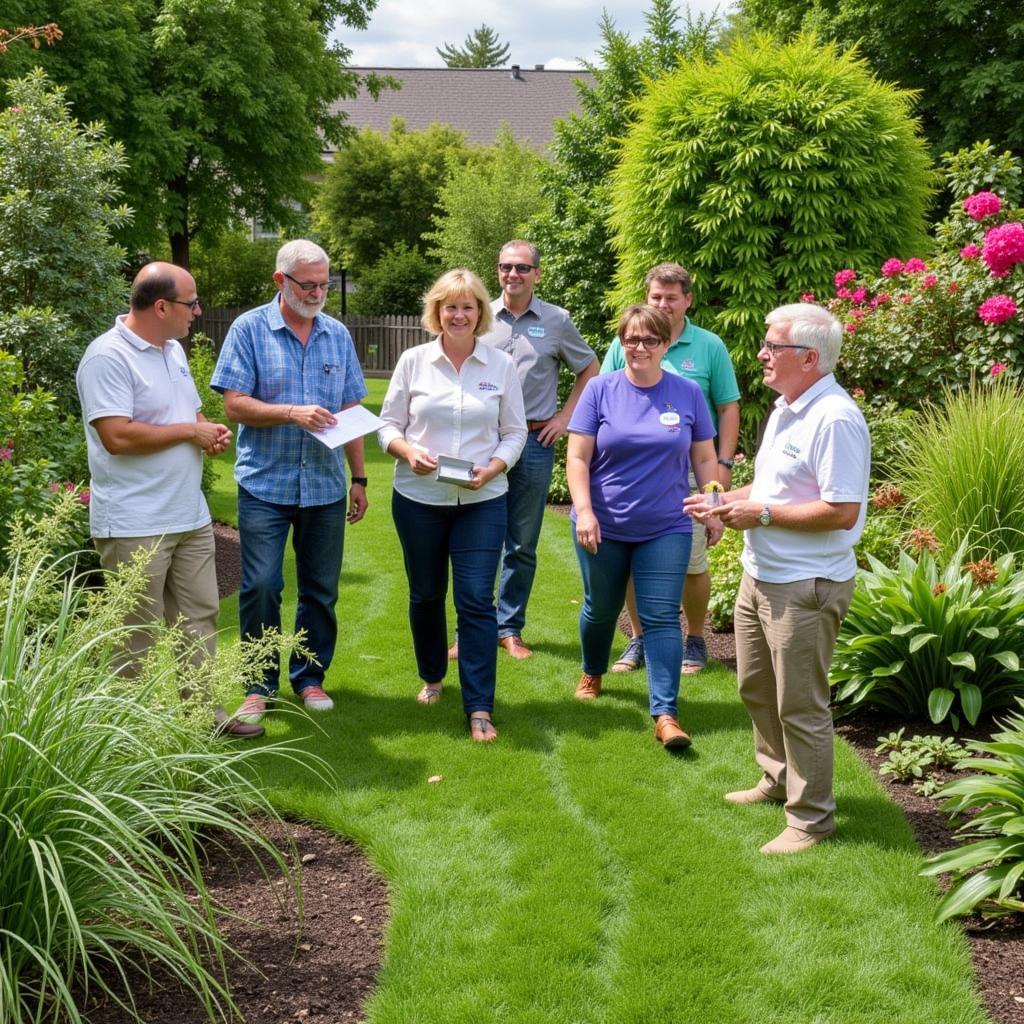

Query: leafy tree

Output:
[348, 242, 434, 314]
[0, 0, 386, 268]
[312, 118, 471, 273]
[189, 230, 279, 308]
[426, 125, 545, 296]
[739, 0, 1024, 162]
[0, 71, 129, 412]
[437, 24, 510, 68]
[526, 0, 720, 349]
[608, 33, 933, 434]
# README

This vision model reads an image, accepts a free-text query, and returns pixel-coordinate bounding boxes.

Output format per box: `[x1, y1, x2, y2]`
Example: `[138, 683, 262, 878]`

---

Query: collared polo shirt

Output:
[478, 294, 596, 420]
[377, 339, 527, 506]
[742, 374, 871, 584]
[211, 297, 367, 507]
[601, 317, 740, 429]
[76, 317, 210, 538]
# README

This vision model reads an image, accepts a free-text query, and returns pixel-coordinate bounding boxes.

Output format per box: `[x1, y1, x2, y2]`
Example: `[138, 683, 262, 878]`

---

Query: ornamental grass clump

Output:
[830, 542, 1024, 729]
[895, 377, 1024, 561]
[921, 699, 1024, 921]
[0, 499, 311, 1024]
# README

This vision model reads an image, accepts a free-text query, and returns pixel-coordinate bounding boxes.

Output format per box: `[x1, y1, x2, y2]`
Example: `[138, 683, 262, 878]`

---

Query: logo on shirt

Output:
[783, 441, 802, 459]
[527, 325, 546, 338]
[478, 380, 499, 392]
[180, 367, 191, 378]
[678, 358, 695, 370]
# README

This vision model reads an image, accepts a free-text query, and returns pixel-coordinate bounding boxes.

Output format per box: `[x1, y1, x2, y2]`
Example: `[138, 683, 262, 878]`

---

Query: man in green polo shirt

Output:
[602, 262, 740, 674]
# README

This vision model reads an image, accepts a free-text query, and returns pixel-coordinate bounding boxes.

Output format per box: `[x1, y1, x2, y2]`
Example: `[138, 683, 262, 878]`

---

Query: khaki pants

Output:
[733, 571, 854, 833]
[95, 525, 219, 672]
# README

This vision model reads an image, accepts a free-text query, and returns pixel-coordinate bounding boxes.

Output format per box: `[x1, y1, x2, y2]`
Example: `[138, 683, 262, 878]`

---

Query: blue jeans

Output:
[497, 430, 555, 638]
[573, 529, 691, 717]
[392, 491, 506, 715]
[238, 486, 346, 697]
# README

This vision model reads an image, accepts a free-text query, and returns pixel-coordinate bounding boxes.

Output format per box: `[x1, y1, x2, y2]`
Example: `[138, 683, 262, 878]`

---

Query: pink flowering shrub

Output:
[982, 222, 1024, 277]
[961, 244, 981, 260]
[977, 295, 1018, 325]
[881, 258, 904, 277]
[963, 191, 1002, 220]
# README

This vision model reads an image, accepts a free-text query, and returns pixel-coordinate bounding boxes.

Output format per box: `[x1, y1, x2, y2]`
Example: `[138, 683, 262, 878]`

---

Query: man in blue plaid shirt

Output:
[212, 239, 368, 722]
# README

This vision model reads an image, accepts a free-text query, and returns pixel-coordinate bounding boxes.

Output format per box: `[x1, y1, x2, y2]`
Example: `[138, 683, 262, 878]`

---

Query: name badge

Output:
[659, 412, 680, 427]
[527, 325, 546, 338]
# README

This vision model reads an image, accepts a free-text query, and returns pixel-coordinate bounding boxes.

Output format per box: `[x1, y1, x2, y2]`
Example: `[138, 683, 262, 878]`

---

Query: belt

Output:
[527, 419, 551, 432]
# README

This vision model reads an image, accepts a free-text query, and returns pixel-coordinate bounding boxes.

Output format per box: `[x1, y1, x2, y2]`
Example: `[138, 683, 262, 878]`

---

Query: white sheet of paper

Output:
[307, 404, 385, 450]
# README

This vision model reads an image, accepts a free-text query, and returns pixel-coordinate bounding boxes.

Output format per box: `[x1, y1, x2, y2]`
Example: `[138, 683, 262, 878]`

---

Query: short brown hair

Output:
[644, 261, 692, 295]
[421, 269, 494, 337]
[617, 304, 672, 345]
[130, 266, 178, 311]
[499, 239, 540, 266]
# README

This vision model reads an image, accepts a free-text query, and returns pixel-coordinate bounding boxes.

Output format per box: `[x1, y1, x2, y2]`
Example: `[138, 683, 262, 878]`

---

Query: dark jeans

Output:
[238, 486, 346, 697]
[391, 490, 506, 715]
[573, 528, 691, 718]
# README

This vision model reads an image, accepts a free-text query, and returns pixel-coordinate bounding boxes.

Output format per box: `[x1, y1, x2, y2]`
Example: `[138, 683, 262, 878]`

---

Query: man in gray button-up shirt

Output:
[475, 239, 598, 660]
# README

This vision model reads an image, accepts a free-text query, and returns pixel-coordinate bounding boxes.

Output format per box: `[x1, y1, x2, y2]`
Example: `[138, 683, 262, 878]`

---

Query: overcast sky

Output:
[334, 0, 732, 70]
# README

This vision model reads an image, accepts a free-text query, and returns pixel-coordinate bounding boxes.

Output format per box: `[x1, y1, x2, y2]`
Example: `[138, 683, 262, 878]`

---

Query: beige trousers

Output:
[95, 524, 219, 672]
[733, 571, 854, 833]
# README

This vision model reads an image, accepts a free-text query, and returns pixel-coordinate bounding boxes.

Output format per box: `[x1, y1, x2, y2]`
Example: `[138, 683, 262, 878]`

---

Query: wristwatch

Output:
[759, 504, 772, 527]
[718, 457, 736, 470]
[351, 476, 368, 487]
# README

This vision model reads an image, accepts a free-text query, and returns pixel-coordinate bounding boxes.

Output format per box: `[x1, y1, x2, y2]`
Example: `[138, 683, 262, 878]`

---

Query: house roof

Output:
[327, 65, 596, 152]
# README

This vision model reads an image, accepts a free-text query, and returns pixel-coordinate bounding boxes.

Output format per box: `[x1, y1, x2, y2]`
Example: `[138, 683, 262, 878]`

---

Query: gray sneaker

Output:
[612, 634, 645, 673]
[681, 634, 708, 674]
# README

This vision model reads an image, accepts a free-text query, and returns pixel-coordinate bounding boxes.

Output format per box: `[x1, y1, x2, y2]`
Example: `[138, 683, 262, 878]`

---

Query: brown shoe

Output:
[654, 714, 692, 750]
[447, 641, 459, 661]
[760, 825, 835, 855]
[213, 706, 265, 739]
[725, 786, 785, 806]
[574, 673, 602, 700]
[498, 635, 532, 660]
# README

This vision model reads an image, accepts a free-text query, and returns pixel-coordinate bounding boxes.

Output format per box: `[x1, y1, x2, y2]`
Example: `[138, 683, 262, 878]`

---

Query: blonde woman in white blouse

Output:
[378, 269, 527, 741]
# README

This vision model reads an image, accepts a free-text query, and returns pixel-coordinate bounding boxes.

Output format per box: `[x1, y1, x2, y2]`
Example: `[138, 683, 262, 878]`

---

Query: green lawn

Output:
[211, 377, 989, 1024]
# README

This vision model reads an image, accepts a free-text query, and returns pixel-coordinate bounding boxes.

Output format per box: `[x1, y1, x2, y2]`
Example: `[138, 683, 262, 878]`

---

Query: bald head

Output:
[130, 261, 195, 312]
[123, 261, 200, 345]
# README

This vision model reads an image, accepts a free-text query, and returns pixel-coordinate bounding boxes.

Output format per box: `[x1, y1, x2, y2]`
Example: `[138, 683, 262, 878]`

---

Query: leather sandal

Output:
[416, 683, 443, 705]
[469, 715, 498, 742]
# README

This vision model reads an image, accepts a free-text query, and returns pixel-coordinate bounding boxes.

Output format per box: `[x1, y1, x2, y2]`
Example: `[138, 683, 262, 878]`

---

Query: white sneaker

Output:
[301, 685, 334, 712]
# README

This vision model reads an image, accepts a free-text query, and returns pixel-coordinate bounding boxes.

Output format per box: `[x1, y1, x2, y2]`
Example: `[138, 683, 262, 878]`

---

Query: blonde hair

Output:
[421, 269, 493, 337]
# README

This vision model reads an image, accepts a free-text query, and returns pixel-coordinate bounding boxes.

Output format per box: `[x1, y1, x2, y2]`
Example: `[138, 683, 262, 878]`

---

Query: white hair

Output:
[766, 303, 843, 373]
[276, 239, 329, 274]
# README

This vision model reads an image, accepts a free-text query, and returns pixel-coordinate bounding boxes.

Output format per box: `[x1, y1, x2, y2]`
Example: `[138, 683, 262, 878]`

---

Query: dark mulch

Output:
[205, 523, 1022, 1024]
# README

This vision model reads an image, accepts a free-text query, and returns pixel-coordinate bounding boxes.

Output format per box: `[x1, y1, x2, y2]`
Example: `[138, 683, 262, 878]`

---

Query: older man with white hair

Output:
[686, 303, 870, 855]
[212, 239, 368, 721]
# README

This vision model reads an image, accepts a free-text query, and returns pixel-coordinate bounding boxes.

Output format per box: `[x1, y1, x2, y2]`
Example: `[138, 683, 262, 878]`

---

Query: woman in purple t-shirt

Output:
[566, 305, 722, 749]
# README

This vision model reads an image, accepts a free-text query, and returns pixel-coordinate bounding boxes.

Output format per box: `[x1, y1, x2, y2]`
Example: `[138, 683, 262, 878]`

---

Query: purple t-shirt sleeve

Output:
[568, 376, 601, 435]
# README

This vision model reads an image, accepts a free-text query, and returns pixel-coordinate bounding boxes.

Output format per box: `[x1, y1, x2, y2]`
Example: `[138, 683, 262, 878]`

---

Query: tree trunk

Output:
[169, 230, 190, 271]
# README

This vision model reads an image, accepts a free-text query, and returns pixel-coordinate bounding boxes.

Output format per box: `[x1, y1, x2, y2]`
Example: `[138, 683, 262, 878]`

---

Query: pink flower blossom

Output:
[982, 222, 1024, 277]
[63, 481, 75, 491]
[79, 489, 90, 505]
[8, 106, 22, 114]
[899, 295, 913, 304]
[851, 287, 867, 304]
[0, 447, 12, 461]
[834, 269, 857, 289]
[948, 282, 959, 293]
[844, 322, 857, 333]
[850, 308, 865, 320]
[801, 292, 816, 303]
[921, 275, 938, 289]
[960, 244, 981, 260]
[835, 287, 851, 299]
[852, 387, 865, 398]
[870, 293, 890, 309]
[963, 191, 1002, 221]
[991, 362, 1008, 377]
[48, 481, 61, 492]
[977, 295, 1018, 325]
[881, 258, 904, 277]
[904, 257, 928, 274]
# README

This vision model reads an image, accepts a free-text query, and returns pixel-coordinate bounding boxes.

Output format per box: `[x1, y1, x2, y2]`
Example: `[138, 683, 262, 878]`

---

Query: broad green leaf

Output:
[891, 622, 924, 636]
[993, 650, 1020, 672]
[957, 682, 982, 725]
[871, 661, 905, 677]
[972, 625, 999, 639]
[1002, 817, 1024, 837]
[908, 633, 937, 653]
[946, 651, 976, 672]
[934, 866, 1011, 922]
[928, 687, 955, 723]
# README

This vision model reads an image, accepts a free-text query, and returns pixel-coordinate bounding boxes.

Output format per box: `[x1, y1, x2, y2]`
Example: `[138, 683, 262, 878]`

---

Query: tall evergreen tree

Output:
[437, 24, 510, 68]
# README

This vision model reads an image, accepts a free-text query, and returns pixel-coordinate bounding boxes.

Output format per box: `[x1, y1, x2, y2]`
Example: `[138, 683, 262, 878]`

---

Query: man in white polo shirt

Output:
[76, 261, 262, 738]
[686, 302, 869, 855]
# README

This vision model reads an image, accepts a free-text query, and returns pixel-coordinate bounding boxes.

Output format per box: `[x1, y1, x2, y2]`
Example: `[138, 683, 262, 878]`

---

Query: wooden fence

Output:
[193, 309, 429, 377]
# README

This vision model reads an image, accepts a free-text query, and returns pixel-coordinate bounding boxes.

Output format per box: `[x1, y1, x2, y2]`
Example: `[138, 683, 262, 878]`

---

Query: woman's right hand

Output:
[407, 450, 438, 475]
[575, 509, 601, 554]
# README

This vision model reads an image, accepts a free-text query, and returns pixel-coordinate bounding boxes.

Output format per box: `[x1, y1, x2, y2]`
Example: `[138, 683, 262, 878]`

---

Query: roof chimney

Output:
[510, 64, 522, 80]
[534, 64, 544, 71]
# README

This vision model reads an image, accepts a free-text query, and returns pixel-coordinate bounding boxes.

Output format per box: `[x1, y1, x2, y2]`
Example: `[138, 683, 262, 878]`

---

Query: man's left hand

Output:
[537, 413, 569, 447]
[347, 483, 367, 523]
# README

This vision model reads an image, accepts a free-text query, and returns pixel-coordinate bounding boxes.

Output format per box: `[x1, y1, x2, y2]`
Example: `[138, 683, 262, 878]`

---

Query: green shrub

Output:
[921, 699, 1024, 921]
[830, 544, 1024, 728]
[348, 241, 435, 315]
[855, 503, 906, 570]
[190, 230, 278, 308]
[187, 334, 226, 497]
[0, 501, 314, 1024]
[836, 144, 1024, 406]
[707, 526, 744, 630]
[895, 378, 1024, 561]
[609, 33, 933, 439]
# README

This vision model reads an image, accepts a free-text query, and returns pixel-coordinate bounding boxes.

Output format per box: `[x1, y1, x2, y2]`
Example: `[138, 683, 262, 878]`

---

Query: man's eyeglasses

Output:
[622, 336, 663, 350]
[761, 341, 809, 357]
[283, 272, 334, 293]
[498, 262, 538, 274]
[164, 297, 202, 312]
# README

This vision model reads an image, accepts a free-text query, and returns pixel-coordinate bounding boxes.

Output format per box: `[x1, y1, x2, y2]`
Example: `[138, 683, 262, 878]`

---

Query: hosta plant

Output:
[921, 700, 1024, 921]
[830, 543, 1024, 728]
